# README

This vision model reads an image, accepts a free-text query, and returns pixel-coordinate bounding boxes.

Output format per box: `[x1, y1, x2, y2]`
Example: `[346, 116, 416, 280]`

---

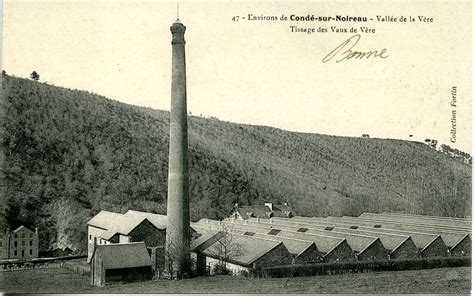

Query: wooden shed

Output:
[90, 242, 152, 286]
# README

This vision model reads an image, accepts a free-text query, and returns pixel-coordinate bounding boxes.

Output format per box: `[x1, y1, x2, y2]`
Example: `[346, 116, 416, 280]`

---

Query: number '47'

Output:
[232, 16, 240, 22]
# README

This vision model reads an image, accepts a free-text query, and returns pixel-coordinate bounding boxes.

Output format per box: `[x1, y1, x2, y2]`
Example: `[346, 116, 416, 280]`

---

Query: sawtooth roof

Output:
[259, 218, 408, 252]
[202, 220, 347, 254]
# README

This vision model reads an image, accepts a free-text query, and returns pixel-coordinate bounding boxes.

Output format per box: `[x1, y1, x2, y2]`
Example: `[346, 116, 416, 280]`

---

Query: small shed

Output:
[90, 242, 152, 286]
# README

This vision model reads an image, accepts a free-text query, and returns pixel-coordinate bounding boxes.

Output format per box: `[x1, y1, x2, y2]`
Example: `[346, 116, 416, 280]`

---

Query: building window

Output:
[30, 249, 33, 255]
[22, 233, 25, 238]
[14, 250, 17, 256]
[30, 240, 33, 246]
[30, 233, 33, 238]
[14, 241, 17, 248]
[22, 241, 25, 246]
[268, 229, 281, 235]
[22, 250, 25, 257]
[14, 234, 17, 238]
[0, 241, 2, 247]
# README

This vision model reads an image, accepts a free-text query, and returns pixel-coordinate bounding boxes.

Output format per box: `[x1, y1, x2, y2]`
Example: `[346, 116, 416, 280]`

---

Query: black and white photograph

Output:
[0, 0, 472, 294]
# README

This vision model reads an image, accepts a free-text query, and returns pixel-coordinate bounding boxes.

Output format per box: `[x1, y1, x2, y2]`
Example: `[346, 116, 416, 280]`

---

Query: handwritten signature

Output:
[322, 34, 389, 63]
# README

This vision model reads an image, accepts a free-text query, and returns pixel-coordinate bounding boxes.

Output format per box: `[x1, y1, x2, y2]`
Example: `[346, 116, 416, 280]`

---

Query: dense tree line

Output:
[2, 75, 471, 254]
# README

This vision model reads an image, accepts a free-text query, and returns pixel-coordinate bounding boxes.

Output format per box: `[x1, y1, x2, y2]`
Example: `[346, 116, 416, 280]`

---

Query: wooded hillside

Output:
[2, 74, 471, 253]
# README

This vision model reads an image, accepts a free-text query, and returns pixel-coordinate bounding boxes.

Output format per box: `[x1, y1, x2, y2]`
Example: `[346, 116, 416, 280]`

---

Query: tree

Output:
[30, 71, 40, 81]
[209, 220, 243, 275]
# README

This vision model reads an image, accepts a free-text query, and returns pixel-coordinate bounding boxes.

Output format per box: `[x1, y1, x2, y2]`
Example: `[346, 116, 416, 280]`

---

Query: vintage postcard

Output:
[0, 0, 471, 294]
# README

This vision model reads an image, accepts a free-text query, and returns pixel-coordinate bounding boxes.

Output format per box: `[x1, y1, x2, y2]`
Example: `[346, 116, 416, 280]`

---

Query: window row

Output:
[12, 240, 34, 247]
[14, 233, 35, 239]
[13, 249, 34, 257]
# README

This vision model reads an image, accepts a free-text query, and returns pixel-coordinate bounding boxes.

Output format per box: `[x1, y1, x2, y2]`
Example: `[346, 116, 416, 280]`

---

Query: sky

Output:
[3, 0, 472, 152]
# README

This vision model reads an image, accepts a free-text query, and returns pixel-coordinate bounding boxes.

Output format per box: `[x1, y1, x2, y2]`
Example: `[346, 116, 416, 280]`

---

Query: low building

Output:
[231, 202, 294, 220]
[192, 230, 293, 275]
[90, 242, 152, 286]
[86, 210, 167, 262]
[0, 226, 39, 260]
[194, 219, 356, 263]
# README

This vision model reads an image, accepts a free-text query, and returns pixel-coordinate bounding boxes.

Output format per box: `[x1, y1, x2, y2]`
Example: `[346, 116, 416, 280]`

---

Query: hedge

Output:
[252, 256, 471, 278]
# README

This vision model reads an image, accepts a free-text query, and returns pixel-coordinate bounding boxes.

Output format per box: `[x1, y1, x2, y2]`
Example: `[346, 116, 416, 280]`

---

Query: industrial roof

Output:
[87, 210, 146, 235]
[359, 213, 471, 229]
[262, 218, 408, 252]
[198, 232, 286, 266]
[92, 242, 151, 269]
[219, 220, 348, 254]
[231, 218, 378, 253]
[193, 221, 319, 257]
[124, 210, 167, 230]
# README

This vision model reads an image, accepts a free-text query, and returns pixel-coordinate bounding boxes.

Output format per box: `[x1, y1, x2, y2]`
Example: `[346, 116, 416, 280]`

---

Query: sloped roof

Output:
[359, 213, 471, 229]
[87, 210, 146, 235]
[331, 227, 410, 251]
[13, 225, 35, 233]
[92, 242, 151, 269]
[198, 232, 285, 266]
[234, 204, 294, 220]
[272, 204, 293, 212]
[99, 229, 118, 240]
[268, 218, 407, 252]
[249, 233, 315, 257]
[332, 215, 470, 233]
[235, 205, 272, 219]
[196, 224, 317, 257]
[190, 228, 225, 253]
[124, 210, 167, 230]
[335, 225, 442, 250]
[232, 218, 377, 253]
[220, 220, 347, 254]
[296, 215, 471, 246]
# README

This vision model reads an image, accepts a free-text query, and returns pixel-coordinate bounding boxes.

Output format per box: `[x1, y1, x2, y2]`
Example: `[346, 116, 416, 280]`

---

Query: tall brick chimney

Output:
[165, 18, 190, 278]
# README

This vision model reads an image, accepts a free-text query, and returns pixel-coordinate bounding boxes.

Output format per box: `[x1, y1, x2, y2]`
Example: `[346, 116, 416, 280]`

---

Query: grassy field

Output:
[0, 266, 471, 294]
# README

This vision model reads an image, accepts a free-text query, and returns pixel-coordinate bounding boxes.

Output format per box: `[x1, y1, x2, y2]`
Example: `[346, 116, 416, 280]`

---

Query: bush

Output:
[211, 262, 233, 275]
[252, 256, 471, 278]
